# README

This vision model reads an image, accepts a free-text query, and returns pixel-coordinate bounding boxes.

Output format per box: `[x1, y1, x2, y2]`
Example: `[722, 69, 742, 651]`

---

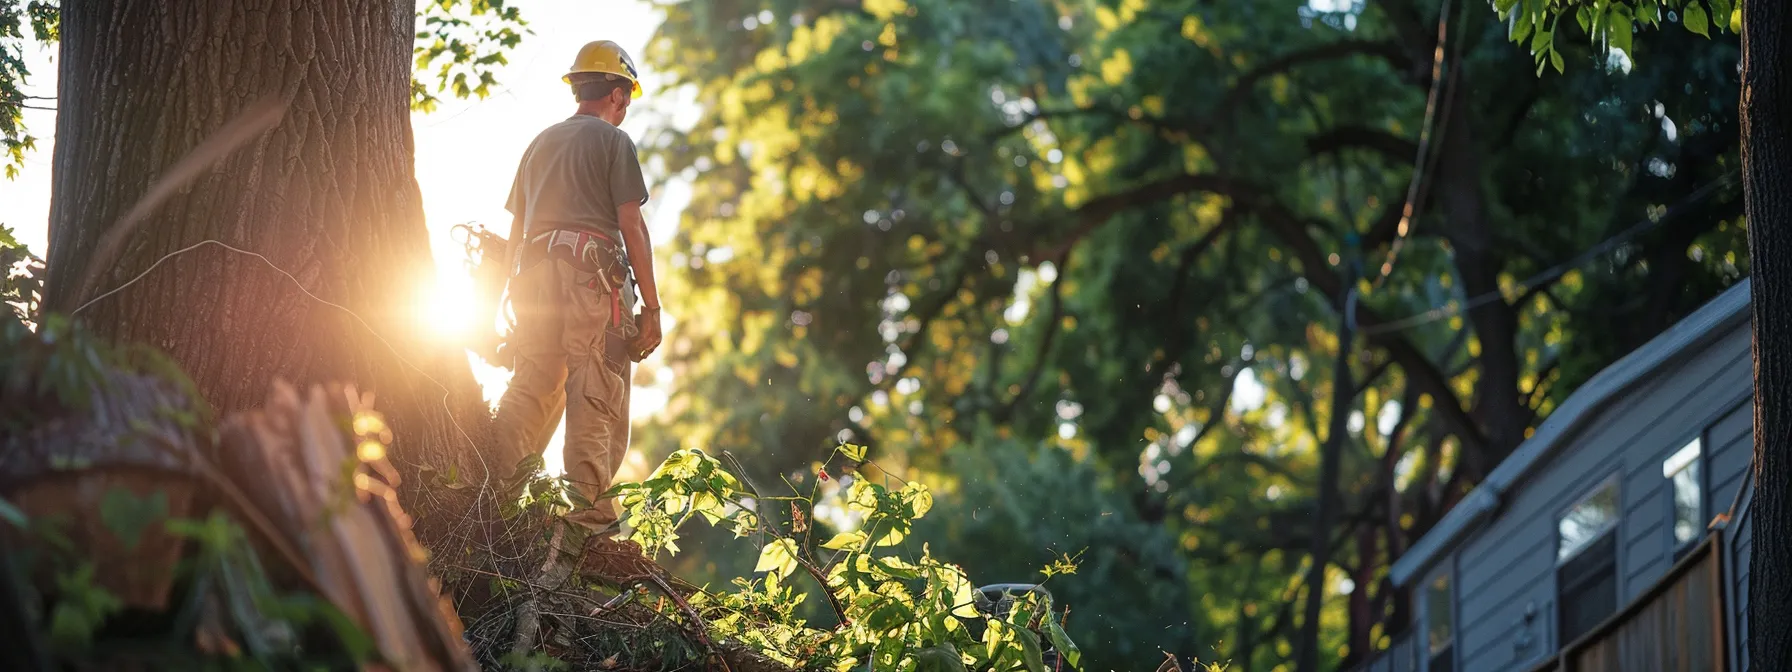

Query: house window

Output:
[1663, 437, 1704, 551]
[1557, 479, 1620, 645]
[1425, 571, 1454, 672]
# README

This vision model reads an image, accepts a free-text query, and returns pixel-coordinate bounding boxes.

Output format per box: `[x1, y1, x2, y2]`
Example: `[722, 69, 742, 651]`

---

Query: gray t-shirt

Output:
[506, 115, 649, 240]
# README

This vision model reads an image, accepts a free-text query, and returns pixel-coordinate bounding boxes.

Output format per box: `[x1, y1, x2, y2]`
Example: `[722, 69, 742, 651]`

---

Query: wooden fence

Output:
[1554, 534, 1727, 672]
[1345, 628, 1420, 672]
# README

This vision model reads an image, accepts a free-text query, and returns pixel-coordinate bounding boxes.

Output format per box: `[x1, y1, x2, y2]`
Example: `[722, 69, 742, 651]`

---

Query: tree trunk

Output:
[41, 1, 492, 491]
[1298, 278, 1356, 672]
[1744, 1, 1792, 670]
[1434, 83, 1527, 473]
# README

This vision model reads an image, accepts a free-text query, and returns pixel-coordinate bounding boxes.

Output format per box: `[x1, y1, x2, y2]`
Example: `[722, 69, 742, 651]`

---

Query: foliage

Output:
[610, 444, 1088, 671]
[639, 0, 1746, 666]
[0, 0, 532, 177]
[908, 436, 1207, 671]
[0, 223, 42, 325]
[412, 0, 530, 112]
[1500, 0, 1743, 75]
[0, 0, 53, 178]
[3, 492, 377, 667]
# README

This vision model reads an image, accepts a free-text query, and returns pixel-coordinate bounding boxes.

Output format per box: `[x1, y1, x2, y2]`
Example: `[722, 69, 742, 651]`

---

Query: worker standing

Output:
[492, 40, 662, 539]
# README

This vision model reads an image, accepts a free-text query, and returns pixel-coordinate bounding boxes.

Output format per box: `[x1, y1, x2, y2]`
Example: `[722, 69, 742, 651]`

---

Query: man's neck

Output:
[575, 102, 621, 125]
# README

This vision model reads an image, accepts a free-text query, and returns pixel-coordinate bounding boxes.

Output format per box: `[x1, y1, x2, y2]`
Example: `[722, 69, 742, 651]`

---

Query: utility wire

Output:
[70, 239, 484, 458]
[1358, 171, 1739, 336]
[1371, 0, 1465, 288]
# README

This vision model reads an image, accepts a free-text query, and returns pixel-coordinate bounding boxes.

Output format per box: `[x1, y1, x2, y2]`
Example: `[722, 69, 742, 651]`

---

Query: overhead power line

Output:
[1358, 171, 1740, 336]
[1370, 0, 1467, 289]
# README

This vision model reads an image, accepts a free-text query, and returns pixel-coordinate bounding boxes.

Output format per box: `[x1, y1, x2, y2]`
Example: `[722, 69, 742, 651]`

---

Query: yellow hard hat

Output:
[563, 40, 642, 98]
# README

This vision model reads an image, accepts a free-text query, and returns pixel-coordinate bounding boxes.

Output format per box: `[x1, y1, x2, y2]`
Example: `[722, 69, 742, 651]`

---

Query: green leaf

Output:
[1576, 7, 1593, 34]
[1012, 624, 1047, 672]
[944, 566, 980, 618]
[0, 497, 26, 529]
[820, 530, 868, 551]
[1047, 619, 1083, 669]
[837, 443, 869, 462]
[865, 599, 913, 632]
[901, 481, 934, 518]
[1550, 48, 1565, 74]
[1607, 10, 1634, 56]
[874, 556, 924, 580]
[1683, 1, 1711, 37]
[49, 564, 123, 648]
[1494, 0, 1519, 14]
[100, 488, 167, 550]
[914, 644, 968, 672]
[1530, 29, 1552, 55]
[753, 538, 801, 578]
[1510, 9, 1534, 43]
[1709, 0, 1733, 30]
[692, 491, 726, 524]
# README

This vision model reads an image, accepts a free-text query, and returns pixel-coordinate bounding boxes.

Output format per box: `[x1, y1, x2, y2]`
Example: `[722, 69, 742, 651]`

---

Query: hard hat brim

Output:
[563, 73, 644, 98]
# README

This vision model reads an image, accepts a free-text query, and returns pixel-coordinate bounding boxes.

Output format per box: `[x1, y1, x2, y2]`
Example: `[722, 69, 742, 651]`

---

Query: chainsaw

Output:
[449, 222, 516, 370]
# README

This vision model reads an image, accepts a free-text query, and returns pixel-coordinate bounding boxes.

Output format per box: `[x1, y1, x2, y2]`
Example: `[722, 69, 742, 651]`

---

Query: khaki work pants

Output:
[491, 257, 635, 532]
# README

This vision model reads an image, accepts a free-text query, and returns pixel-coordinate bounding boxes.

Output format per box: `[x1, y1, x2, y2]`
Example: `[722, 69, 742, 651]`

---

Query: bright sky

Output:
[0, 1, 689, 476]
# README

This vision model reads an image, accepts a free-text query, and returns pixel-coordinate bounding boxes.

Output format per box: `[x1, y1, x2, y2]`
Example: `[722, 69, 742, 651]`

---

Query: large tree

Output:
[0, 0, 530, 602]
[1740, 2, 1792, 667]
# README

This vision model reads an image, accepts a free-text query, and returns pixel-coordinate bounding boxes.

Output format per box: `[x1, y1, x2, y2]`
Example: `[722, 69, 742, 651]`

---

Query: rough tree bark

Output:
[1744, 1, 1792, 670]
[41, 2, 492, 488]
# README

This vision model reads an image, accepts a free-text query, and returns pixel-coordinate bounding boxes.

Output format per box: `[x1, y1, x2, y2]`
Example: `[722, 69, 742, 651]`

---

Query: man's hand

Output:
[630, 308, 663, 362]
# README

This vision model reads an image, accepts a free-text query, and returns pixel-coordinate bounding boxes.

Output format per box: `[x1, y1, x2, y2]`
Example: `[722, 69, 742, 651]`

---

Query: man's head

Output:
[563, 40, 641, 125]
[572, 73, 633, 125]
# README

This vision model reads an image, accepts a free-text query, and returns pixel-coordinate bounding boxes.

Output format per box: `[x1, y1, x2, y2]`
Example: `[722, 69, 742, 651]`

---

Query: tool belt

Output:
[523, 228, 631, 326]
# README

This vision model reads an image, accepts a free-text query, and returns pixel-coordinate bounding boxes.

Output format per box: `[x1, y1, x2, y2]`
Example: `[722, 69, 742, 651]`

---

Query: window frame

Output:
[1555, 474, 1621, 566]
[1662, 432, 1707, 555]
[1421, 563, 1455, 672]
[1554, 473, 1623, 649]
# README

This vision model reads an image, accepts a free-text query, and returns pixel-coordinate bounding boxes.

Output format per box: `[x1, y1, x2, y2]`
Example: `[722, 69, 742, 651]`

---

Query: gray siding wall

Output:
[1449, 323, 1751, 672]
[1620, 390, 1750, 599]
[1727, 483, 1754, 672]
[1708, 401, 1752, 523]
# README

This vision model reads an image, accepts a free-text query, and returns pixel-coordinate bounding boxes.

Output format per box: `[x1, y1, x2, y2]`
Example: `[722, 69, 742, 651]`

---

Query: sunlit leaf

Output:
[821, 530, 869, 551]
[837, 443, 869, 462]
[754, 538, 801, 579]
[943, 565, 980, 618]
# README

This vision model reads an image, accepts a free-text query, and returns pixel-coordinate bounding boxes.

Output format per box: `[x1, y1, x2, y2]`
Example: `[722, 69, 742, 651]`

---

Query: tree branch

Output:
[1214, 40, 1416, 124]
[994, 255, 1069, 421]
[1040, 173, 1235, 260]
[1525, 356, 1560, 413]
[1306, 125, 1419, 164]
[1218, 185, 1488, 456]
[1016, 170, 1489, 455]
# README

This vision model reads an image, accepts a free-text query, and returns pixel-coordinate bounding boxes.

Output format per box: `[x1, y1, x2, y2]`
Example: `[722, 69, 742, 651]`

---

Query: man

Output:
[492, 39, 663, 536]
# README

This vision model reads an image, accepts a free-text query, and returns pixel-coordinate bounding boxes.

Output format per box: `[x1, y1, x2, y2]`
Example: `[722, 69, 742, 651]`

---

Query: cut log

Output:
[217, 380, 477, 672]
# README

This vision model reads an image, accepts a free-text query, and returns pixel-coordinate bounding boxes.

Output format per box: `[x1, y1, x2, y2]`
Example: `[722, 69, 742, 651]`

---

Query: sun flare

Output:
[414, 271, 479, 344]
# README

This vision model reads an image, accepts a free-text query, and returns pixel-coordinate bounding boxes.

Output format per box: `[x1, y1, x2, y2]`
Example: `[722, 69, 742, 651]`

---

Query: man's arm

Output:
[618, 200, 661, 360]
[505, 210, 526, 274]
